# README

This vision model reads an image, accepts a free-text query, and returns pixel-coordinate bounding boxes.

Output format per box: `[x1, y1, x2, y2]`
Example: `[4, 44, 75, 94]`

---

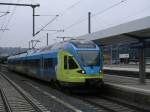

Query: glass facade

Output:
[103, 44, 150, 64]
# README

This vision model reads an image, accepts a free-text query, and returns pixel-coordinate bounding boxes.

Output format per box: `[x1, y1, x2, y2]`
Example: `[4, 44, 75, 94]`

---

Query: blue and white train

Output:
[8, 40, 104, 86]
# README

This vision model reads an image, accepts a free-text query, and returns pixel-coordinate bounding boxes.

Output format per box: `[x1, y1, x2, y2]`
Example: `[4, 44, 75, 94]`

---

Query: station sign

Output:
[119, 54, 129, 58]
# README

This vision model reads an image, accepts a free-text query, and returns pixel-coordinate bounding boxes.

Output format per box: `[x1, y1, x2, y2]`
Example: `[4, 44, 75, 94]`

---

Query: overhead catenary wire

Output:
[34, 0, 83, 38]
[54, 0, 84, 32]
[35, 0, 84, 39]
[1, 0, 20, 33]
[0, 0, 14, 39]
[0, 2, 11, 31]
[0, 0, 20, 41]
[64, 16, 87, 30]
[120, 4, 150, 23]
[0, 12, 10, 18]
[1, 0, 149, 46]
[94, 3, 150, 31]
[34, 1, 82, 37]
[34, 15, 59, 36]
[92, 0, 127, 18]
[59, 0, 83, 17]
[64, 0, 127, 31]
[31, 0, 37, 4]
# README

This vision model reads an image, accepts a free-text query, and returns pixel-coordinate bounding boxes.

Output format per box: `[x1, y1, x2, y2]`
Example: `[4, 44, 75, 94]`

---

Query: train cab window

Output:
[71, 41, 96, 48]
[68, 56, 78, 69]
[64, 56, 67, 69]
[64, 56, 78, 69]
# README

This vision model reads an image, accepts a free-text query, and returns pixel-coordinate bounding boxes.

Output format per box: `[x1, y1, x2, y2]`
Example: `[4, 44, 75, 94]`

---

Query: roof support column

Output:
[110, 45, 113, 65]
[139, 42, 146, 84]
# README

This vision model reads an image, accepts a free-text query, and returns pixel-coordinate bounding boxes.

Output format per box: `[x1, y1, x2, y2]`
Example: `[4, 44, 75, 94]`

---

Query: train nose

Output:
[84, 66, 100, 74]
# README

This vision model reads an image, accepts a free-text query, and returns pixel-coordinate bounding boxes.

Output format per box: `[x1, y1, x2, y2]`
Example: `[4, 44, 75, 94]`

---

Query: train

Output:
[7, 40, 104, 87]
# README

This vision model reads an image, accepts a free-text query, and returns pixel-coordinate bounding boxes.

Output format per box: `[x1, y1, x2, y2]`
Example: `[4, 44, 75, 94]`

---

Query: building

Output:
[103, 44, 150, 64]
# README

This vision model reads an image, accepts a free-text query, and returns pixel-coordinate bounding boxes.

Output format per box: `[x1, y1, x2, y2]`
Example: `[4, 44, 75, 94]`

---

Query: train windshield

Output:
[78, 51, 100, 66]
[71, 41, 96, 48]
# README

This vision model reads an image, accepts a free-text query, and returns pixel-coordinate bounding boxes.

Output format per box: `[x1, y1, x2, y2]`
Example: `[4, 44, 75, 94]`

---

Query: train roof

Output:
[8, 40, 99, 60]
[70, 40, 96, 48]
[34, 39, 97, 52]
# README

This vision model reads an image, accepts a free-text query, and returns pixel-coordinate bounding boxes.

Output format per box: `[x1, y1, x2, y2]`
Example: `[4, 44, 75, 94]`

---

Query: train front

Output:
[57, 40, 103, 87]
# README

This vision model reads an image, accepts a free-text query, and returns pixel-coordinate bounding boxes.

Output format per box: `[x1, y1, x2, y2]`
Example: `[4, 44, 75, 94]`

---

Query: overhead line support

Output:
[0, 3, 39, 7]
[123, 33, 147, 84]
[0, 2, 40, 37]
[88, 12, 91, 34]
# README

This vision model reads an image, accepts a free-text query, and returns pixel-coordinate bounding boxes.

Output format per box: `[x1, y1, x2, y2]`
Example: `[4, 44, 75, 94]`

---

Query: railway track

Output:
[0, 88, 9, 112]
[0, 66, 149, 112]
[78, 96, 144, 112]
[1, 64, 149, 78]
[49, 84, 148, 112]
[23, 79, 139, 112]
[0, 72, 50, 112]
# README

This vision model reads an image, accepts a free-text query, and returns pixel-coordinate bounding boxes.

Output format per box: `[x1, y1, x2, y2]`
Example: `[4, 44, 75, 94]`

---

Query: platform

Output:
[104, 64, 150, 73]
[103, 74, 150, 110]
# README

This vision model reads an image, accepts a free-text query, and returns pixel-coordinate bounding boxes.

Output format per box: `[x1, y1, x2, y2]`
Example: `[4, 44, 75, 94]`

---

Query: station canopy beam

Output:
[77, 16, 150, 84]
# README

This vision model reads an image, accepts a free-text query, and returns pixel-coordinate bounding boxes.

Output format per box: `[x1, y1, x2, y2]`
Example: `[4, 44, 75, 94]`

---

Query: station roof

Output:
[78, 16, 150, 46]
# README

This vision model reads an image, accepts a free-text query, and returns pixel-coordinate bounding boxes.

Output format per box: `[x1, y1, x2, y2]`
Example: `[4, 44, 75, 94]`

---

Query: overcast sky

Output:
[0, 0, 150, 48]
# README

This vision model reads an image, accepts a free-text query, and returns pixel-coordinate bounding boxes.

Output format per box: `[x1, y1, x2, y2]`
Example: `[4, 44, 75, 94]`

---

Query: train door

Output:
[40, 56, 44, 78]
[57, 51, 80, 82]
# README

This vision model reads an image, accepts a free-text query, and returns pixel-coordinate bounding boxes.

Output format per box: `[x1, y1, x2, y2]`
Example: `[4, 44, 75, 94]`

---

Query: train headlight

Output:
[77, 70, 86, 74]
[82, 70, 85, 74]
[99, 69, 101, 73]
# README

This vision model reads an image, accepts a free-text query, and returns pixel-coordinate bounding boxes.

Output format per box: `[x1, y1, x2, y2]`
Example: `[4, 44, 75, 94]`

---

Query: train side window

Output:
[34, 59, 40, 67]
[64, 56, 68, 69]
[27, 59, 40, 68]
[68, 56, 78, 69]
[44, 58, 53, 69]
